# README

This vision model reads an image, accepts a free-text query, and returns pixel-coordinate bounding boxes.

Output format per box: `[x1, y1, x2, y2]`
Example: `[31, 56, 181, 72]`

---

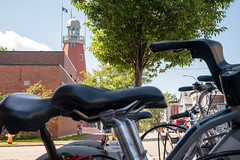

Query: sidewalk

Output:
[0, 133, 104, 147]
[0, 133, 161, 159]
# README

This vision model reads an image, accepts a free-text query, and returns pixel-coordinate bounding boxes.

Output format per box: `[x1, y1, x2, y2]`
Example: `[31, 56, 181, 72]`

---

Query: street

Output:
[142, 132, 177, 160]
[0, 132, 175, 160]
[0, 146, 60, 160]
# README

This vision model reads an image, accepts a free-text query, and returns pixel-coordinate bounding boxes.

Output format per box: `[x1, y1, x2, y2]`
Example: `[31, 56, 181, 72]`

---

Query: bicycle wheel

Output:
[141, 124, 187, 160]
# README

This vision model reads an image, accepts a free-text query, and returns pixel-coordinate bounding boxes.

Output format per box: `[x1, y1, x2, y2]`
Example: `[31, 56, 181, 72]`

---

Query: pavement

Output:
[0, 133, 167, 159]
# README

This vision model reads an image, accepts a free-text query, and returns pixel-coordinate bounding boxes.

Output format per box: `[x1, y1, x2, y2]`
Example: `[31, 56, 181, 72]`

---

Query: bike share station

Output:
[0, 39, 240, 160]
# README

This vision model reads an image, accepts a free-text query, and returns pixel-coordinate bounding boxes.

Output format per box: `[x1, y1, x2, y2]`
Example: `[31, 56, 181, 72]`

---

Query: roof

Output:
[0, 51, 65, 65]
[67, 17, 80, 28]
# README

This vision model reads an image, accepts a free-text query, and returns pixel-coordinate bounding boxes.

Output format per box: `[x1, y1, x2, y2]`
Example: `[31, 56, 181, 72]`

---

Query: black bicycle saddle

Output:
[0, 93, 60, 134]
[52, 83, 166, 120]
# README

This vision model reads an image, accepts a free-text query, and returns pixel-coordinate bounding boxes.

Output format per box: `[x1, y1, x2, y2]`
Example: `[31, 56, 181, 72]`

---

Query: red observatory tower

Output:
[62, 17, 86, 82]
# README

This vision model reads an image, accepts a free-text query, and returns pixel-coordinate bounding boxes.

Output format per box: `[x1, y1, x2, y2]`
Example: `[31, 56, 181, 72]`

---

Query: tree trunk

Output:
[134, 66, 143, 87]
[134, 39, 144, 87]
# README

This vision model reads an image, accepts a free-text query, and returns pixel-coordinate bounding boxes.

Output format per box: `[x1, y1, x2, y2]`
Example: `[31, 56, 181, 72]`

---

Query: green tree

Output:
[0, 81, 52, 100]
[72, 0, 233, 86]
[25, 81, 52, 97]
[139, 92, 176, 132]
[81, 64, 151, 90]
[0, 46, 7, 51]
[0, 93, 7, 100]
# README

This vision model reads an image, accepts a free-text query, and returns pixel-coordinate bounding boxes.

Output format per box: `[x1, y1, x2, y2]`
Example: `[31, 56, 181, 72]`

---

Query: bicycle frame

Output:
[166, 106, 240, 160]
[99, 101, 148, 160]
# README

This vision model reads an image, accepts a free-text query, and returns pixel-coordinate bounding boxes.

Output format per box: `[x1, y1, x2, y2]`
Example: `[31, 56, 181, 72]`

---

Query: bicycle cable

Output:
[140, 124, 187, 140]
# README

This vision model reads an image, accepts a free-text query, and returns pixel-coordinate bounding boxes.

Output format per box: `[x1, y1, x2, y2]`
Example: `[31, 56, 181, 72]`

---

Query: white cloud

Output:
[0, 31, 52, 51]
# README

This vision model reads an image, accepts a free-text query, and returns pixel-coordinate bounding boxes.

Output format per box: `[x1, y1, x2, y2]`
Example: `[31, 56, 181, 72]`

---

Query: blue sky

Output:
[0, 0, 240, 97]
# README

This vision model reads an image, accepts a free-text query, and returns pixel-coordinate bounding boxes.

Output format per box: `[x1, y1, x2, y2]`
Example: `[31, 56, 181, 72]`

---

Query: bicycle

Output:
[141, 76, 221, 160]
[150, 38, 240, 160]
[0, 38, 240, 160]
[173, 78, 227, 159]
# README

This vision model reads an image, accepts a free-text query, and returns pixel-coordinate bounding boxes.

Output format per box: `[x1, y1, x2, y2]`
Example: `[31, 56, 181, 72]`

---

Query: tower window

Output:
[80, 54, 83, 60]
[72, 28, 76, 35]
[71, 42, 75, 48]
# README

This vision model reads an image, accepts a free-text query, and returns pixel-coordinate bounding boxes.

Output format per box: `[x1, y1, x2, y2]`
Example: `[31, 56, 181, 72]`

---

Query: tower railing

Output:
[63, 35, 85, 42]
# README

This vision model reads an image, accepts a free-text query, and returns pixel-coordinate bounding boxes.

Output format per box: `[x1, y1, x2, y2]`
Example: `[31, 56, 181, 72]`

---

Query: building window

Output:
[71, 42, 75, 48]
[76, 28, 79, 35]
[81, 78, 84, 82]
[80, 54, 83, 60]
[24, 81, 30, 86]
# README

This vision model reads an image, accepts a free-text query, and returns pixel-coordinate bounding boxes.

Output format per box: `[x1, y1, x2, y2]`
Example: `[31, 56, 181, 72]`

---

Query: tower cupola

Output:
[63, 17, 84, 43]
[67, 17, 81, 35]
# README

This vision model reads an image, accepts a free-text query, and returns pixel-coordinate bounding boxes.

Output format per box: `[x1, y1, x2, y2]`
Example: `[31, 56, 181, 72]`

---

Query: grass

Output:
[53, 134, 88, 141]
[0, 134, 88, 142]
[12, 138, 41, 142]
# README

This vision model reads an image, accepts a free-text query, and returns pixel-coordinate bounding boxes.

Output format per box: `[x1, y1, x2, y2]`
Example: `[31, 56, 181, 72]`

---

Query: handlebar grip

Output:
[197, 75, 213, 82]
[170, 111, 190, 120]
[150, 41, 189, 53]
[178, 86, 194, 92]
[195, 83, 213, 91]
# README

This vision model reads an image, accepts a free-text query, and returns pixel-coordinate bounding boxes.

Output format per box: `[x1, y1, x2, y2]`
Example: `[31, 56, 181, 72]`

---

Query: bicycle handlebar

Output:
[178, 86, 194, 92]
[178, 83, 213, 92]
[195, 83, 214, 92]
[150, 39, 229, 93]
[170, 110, 190, 120]
[150, 38, 240, 106]
[150, 41, 189, 53]
[197, 75, 213, 82]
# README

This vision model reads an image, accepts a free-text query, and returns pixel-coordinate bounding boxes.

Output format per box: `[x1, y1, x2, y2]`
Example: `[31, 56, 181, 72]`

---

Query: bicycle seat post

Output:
[125, 118, 147, 159]
[100, 108, 147, 160]
[40, 125, 62, 160]
[113, 118, 147, 160]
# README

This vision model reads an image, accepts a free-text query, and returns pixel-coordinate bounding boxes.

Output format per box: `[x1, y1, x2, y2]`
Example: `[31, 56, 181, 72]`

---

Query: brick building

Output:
[0, 17, 98, 137]
[0, 51, 76, 93]
[0, 51, 78, 137]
